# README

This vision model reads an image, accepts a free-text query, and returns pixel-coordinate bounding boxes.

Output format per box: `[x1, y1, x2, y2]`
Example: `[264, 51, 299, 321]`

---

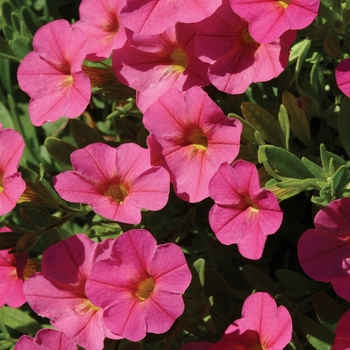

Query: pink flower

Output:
[0, 227, 27, 308]
[0, 125, 26, 215]
[23, 234, 121, 350]
[335, 57, 350, 97]
[120, 0, 222, 35]
[85, 229, 192, 342]
[54, 142, 169, 224]
[298, 197, 350, 301]
[333, 309, 350, 350]
[73, 0, 127, 60]
[212, 292, 292, 350]
[195, 0, 296, 94]
[209, 161, 283, 260]
[143, 87, 242, 203]
[17, 19, 91, 126]
[229, 0, 320, 44]
[15, 329, 76, 350]
[112, 22, 209, 112]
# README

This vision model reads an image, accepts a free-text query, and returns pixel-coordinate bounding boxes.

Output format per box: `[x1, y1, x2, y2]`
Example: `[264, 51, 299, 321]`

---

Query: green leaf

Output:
[241, 102, 283, 146]
[312, 291, 344, 332]
[2, 24, 14, 42]
[290, 39, 311, 84]
[301, 157, 327, 181]
[0, 307, 41, 335]
[11, 35, 32, 59]
[331, 165, 350, 197]
[0, 37, 19, 61]
[20, 6, 43, 37]
[338, 97, 350, 159]
[11, 12, 21, 33]
[258, 145, 314, 179]
[310, 62, 324, 100]
[243, 265, 279, 295]
[297, 312, 333, 350]
[193, 258, 205, 288]
[282, 91, 313, 148]
[0, 102, 14, 128]
[1, 1, 16, 28]
[275, 269, 324, 293]
[278, 104, 290, 150]
[70, 119, 106, 148]
[44, 137, 76, 170]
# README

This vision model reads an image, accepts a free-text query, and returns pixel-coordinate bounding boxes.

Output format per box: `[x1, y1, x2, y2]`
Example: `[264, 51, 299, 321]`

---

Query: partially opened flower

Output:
[332, 309, 350, 350]
[24, 234, 121, 350]
[73, 0, 127, 60]
[15, 329, 76, 350]
[298, 197, 350, 301]
[17, 19, 91, 126]
[229, 0, 320, 44]
[212, 292, 292, 350]
[0, 125, 26, 215]
[86, 229, 192, 342]
[54, 142, 170, 224]
[335, 57, 350, 97]
[209, 161, 283, 260]
[143, 87, 242, 203]
[195, 0, 296, 94]
[0, 227, 28, 308]
[120, 0, 222, 35]
[112, 22, 209, 112]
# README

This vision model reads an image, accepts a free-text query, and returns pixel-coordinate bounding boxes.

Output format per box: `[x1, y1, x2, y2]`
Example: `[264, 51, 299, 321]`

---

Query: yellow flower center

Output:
[135, 277, 155, 301]
[0, 174, 3, 194]
[104, 183, 129, 204]
[187, 129, 208, 151]
[278, 0, 290, 8]
[170, 48, 188, 73]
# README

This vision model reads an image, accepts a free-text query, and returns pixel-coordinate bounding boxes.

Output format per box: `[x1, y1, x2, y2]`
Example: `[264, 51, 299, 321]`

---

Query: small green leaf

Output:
[20, 6, 43, 37]
[1, 1, 16, 27]
[275, 269, 324, 293]
[1, 307, 41, 335]
[11, 12, 21, 33]
[338, 97, 350, 159]
[278, 104, 290, 150]
[241, 102, 283, 146]
[331, 165, 350, 197]
[243, 265, 279, 295]
[282, 91, 313, 148]
[0, 37, 19, 61]
[11, 35, 32, 58]
[44, 137, 76, 170]
[193, 258, 205, 288]
[301, 157, 327, 181]
[312, 291, 345, 332]
[258, 145, 314, 179]
[297, 311, 334, 350]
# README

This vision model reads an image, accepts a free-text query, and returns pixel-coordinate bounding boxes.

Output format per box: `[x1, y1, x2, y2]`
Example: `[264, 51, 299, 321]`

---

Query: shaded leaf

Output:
[241, 102, 282, 146]
[1, 307, 41, 335]
[44, 137, 76, 170]
[338, 96, 350, 158]
[282, 91, 312, 148]
[243, 265, 279, 295]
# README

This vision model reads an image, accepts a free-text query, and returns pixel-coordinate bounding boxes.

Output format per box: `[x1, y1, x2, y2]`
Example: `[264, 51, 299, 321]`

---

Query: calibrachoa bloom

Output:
[229, 0, 320, 44]
[120, 0, 222, 35]
[23, 234, 121, 350]
[15, 329, 77, 350]
[143, 87, 242, 203]
[0, 125, 26, 215]
[0, 227, 28, 308]
[332, 309, 350, 350]
[54, 142, 169, 224]
[195, 0, 296, 94]
[213, 292, 292, 349]
[85, 229, 192, 342]
[181, 292, 292, 349]
[112, 22, 210, 112]
[73, 0, 127, 60]
[17, 19, 91, 126]
[209, 161, 283, 260]
[335, 57, 350, 97]
[298, 197, 350, 301]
